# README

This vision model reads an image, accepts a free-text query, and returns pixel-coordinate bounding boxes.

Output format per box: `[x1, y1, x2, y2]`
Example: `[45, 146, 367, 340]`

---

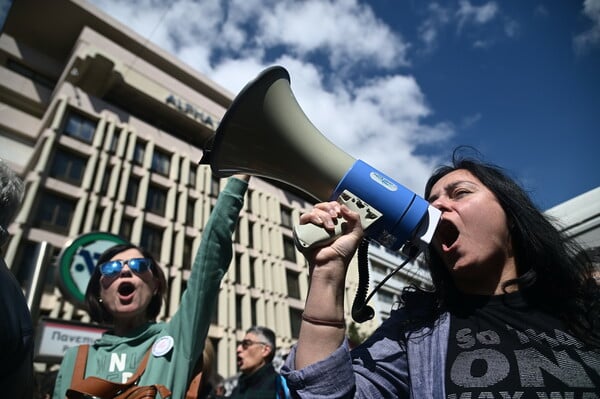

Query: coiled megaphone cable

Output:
[351, 239, 374, 323]
[351, 240, 422, 323]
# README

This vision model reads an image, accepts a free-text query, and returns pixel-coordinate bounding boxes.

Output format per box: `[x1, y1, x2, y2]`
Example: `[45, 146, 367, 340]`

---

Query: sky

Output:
[88, 0, 600, 210]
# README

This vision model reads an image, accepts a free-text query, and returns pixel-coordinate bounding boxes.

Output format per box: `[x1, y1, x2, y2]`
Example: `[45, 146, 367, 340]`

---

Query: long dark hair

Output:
[411, 149, 599, 347]
[85, 243, 168, 324]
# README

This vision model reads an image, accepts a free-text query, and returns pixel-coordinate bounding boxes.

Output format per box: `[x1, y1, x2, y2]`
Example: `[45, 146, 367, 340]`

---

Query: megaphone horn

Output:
[200, 66, 354, 203]
[201, 65, 440, 253]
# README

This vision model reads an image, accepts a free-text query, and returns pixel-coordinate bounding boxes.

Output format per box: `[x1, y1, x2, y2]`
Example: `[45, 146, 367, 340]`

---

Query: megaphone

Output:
[201, 66, 440, 254]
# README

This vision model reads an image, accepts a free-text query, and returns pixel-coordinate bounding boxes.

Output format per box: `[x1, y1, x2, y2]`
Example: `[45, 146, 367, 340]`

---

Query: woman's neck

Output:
[113, 316, 150, 336]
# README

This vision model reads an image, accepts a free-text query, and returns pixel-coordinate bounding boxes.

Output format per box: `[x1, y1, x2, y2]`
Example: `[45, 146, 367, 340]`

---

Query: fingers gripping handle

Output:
[293, 190, 382, 252]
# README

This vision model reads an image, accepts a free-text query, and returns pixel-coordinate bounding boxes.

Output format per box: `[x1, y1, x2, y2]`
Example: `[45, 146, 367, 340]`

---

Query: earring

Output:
[98, 298, 103, 303]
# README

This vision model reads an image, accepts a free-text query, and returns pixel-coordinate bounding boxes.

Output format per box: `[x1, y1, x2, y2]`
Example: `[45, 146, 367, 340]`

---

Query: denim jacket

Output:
[281, 307, 450, 398]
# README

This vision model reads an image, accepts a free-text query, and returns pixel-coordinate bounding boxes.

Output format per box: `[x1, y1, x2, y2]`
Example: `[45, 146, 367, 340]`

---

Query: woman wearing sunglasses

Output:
[52, 175, 249, 399]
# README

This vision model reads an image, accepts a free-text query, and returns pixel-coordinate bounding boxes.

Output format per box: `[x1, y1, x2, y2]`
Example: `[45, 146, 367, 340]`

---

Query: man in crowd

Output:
[0, 159, 34, 399]
[229, 326, 284, 398]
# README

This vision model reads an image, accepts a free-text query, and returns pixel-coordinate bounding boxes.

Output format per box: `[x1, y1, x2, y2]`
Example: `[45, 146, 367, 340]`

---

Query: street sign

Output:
[57, 232, 127, 305]
[35, 318, 108, 363]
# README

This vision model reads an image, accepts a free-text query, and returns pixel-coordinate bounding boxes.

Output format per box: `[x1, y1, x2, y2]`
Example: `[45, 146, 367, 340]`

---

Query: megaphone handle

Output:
[293, 222, 344, 250]
[293, 191, 382, 251]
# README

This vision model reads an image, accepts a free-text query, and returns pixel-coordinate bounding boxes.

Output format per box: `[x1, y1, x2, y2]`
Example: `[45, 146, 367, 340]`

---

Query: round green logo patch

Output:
[57, 232, 128, 305]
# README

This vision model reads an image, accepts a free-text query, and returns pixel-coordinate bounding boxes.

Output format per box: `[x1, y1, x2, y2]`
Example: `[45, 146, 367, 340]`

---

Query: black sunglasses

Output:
[99, 258, 153, 278]
[238, 339, 268, 350]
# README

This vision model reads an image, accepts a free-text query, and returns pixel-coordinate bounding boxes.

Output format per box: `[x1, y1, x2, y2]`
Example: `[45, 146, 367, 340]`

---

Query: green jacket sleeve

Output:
[166, 176, 248, 380]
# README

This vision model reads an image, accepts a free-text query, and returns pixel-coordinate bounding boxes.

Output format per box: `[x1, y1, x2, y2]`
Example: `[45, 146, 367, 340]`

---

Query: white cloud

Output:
[460, 113, 482, 130]
[89, 0, 453, 193]
[574, 0, 600, 55]
[258, 0, 409, 71]
[418, 3, 452, 53]
[456, 0, 499, 29]
[418, 1, 515, 52]
[503, 18, 520, 38]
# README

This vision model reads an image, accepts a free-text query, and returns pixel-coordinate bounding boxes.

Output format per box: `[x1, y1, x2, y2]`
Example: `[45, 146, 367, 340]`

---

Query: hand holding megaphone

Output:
[293, 190, 382, 251]
[200, 66, 440, 322]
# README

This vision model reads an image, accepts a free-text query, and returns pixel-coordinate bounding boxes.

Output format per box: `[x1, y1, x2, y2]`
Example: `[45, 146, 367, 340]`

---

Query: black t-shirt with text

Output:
[445, 291, 600, 399]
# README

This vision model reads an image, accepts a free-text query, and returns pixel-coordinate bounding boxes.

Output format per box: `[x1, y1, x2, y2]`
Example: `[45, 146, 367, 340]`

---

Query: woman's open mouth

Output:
[437, 219, 459, 251]
[117, 282, 136, 299]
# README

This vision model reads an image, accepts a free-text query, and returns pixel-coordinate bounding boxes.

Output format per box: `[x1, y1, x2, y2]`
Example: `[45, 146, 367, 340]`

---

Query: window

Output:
[248, 222, 255, 248]
[286, 269, 301, 299]
[49, 148, 87, 185]
[91, 208, 104, 231]
[210, 177, 220, 197]
[236, 294, 243, 330]
[119, 217, 134, 240]
[151, 149, 171, 176]
[185, 198, 195, 226]
[371, 260, 388, 276]
[211, 296, 219, 324]
[34, 191, 76, 234]
[13, 240, 37, 289]
[378, 288, 397, 305]
[283, 236, 296, 262]
[235, 252, 242, 285]
[188, 164, 197, 188]
[209, 337, 220, 376]
[141, 224, 162, 257]
[63, 111, 96, 143]
[7, 59, 55, 89]
[246, 190, 253, 213]
[133, 141, 145, 165]
[251, 298, 258, 326]
[290, 308, 303, 339]
[280, 205, 293, 228]
[108, 131, 119, 154]
[146, 185, 167, 216]
[125, 177, 140, 206]
[14, 244, 60, 293]
[250, 256, 257, 287]
[182, 237, 193, 270]
[100, 165, 112, 196]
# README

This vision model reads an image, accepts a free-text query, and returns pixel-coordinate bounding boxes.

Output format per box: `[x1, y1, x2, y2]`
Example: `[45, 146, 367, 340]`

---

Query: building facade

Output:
[0, 0, 321, 381]
[0, 0, 431, 385]
[0, 0, 420, 384]
[545, 187, 600, 250]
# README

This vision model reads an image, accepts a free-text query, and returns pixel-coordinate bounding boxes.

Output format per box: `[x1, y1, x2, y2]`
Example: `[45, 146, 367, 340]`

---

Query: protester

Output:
[52, 175, 249, 399]
[0, 159, 34, 399]
[282, 152, 600, 397]
[229, 326, 289, 399]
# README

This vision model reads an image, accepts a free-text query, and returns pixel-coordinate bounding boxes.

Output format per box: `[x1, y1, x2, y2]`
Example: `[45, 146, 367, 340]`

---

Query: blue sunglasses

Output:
[99, 258, 153, 278]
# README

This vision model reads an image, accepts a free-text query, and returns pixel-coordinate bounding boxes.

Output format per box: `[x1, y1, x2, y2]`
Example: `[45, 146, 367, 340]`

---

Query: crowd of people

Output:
[2, 148, 600, 399]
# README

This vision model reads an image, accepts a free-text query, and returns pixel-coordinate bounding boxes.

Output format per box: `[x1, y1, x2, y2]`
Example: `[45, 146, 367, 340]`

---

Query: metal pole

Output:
[26, 241, 53, 322]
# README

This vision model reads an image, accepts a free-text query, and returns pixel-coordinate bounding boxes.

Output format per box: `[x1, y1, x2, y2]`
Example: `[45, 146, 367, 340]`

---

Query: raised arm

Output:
[169, 175, 250, 361]
[294, 201, 364, 369]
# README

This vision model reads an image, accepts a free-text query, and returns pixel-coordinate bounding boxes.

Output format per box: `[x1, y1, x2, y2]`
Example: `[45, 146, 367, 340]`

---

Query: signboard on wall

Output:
[35, 318, 108, 363]
[57, 231, 128, 305]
